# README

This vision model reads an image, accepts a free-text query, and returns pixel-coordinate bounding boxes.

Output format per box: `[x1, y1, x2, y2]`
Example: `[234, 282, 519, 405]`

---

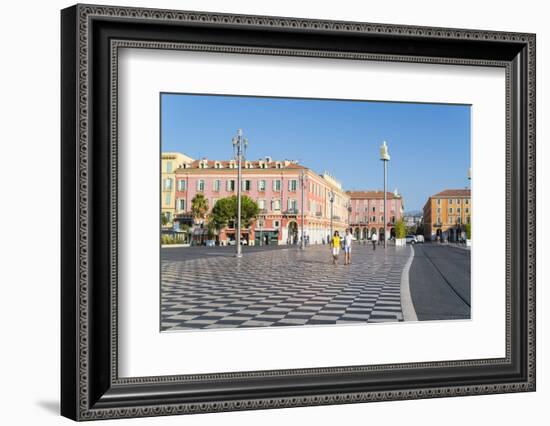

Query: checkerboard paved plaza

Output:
[161, 244, 412, 331]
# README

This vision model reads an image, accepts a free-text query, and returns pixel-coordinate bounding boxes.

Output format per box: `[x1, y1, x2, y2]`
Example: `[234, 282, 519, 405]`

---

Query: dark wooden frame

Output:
[61, 3, 536, 421]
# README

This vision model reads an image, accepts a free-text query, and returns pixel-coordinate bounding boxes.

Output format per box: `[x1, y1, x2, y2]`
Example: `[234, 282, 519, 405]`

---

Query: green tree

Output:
[395, 219, 407, 239]
[191, 193, 209, 223]
[465, 223, 471, 240]
[210, 195, 259, 230]
[206, 221, 217, 240]
[161, 212, 168, 226]
[180, 223, 190, 243]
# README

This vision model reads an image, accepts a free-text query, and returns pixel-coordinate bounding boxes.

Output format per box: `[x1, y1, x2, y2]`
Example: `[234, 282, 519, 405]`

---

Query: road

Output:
[409, 243, 471, 321]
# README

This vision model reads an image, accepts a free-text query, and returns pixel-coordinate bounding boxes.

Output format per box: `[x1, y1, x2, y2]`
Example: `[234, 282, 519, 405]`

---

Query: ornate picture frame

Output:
[61, 4, 535, 421]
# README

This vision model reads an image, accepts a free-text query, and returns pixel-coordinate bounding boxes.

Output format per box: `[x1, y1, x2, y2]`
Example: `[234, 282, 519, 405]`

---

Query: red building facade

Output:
[172, 156, 350, 245]
[346, 190, 405, 241]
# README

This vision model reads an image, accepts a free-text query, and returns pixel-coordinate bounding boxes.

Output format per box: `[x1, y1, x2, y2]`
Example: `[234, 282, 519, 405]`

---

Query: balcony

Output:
[283, 209, 299, 215]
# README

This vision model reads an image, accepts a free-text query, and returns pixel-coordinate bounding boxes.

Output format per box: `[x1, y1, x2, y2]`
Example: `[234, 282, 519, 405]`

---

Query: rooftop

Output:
[174, 157, 306, 172]
[432, 189, 471, 198]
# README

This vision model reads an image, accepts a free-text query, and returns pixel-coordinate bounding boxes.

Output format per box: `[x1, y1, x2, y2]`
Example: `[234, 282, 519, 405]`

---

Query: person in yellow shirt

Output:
[331, 231, 341, 265]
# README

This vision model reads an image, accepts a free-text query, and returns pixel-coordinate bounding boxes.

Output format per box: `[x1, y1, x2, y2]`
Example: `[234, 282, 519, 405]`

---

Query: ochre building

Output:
[423, 189, 471, 242]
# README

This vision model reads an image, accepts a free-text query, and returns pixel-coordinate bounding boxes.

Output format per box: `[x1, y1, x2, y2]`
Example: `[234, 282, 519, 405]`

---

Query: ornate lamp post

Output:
[258, 211, 263, 247]
[328, 190, 335, 243]
[380, 141, 390, 248]
[232, 129, 248, 258]
[299, 170, 308, 249]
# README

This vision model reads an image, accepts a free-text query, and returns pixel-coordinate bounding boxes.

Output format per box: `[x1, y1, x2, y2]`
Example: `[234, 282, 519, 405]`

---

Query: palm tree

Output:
[191, 194, 209, 224]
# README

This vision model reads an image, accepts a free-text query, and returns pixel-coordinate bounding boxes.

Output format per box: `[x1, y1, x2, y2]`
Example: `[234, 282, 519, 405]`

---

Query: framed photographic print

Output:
[61, 4, 536, 421]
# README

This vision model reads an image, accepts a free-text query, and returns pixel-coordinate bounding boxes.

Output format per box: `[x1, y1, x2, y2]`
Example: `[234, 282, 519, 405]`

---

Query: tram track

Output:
[421, 245, 471, 308]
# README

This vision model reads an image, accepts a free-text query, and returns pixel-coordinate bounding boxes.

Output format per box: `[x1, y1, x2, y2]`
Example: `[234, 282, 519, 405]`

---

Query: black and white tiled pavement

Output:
[161, 245, 412, 331]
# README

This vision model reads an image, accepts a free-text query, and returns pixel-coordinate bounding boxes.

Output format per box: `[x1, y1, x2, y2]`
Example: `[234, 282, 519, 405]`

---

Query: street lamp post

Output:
[380, 141, 390, 249]
[258, 212, 263, 247]
[328, 191, 335, 243]
[299, 170, 308, 249]
[232, 129, 248, 258]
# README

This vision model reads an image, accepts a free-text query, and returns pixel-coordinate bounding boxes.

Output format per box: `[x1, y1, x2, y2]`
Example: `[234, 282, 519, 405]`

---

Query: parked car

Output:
[405, 235, 417, 244]
[415, 235, 425, 243]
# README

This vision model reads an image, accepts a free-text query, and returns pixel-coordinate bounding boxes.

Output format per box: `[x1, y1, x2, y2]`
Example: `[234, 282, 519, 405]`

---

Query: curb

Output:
[400, 245, 418, 321]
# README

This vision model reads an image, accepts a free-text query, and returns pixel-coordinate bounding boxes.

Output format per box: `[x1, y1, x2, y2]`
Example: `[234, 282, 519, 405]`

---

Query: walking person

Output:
[371, 231, 378, 250]
[344, 228, 353, 265]
[331, 231, 341, 265]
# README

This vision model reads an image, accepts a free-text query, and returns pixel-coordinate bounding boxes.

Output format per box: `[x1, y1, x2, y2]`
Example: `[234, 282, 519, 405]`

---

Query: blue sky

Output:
[161, 93, 471, 211]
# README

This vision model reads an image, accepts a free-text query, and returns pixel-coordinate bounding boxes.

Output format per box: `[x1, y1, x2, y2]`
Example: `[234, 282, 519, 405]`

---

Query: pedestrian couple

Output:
[331, 228, 353, 265]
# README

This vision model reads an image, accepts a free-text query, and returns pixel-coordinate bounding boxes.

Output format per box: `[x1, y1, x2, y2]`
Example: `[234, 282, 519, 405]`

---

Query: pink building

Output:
[346, 190, 405, 240]
[172, 156, 350, 245]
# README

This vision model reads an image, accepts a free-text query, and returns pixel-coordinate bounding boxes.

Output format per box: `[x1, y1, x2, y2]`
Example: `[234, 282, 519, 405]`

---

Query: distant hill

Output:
[404, 210, 422, 217]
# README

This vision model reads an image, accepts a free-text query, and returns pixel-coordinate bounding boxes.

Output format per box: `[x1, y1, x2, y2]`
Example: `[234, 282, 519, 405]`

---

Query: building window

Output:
[465, 199, 469, 205]
[456, 199, 460, 204]
[466, 208, 469, 214]
[197, 180, 205, 191]
[258, 199, 266, 210]
[213, 179, 221, 192]
[177, 199, 185, 211]
[212, 198, 218, 207]
[288, 199, 297, 211]
[275, 162, 282, 169]
[371, 216, 376, 222]
[177, 180, 186, 191]
[437, 208, 441, 214]
[273, 179, 281, 191]
[258, 180, 266, 191]
[164, 211, 172, 222]
[449, 207, 453, 214]
[164, 178, 172, 190]
[436, 216, 441, 224]
[372, 206, 376, 212]
[457, 217, 462, 224]
[274, 220, 280, 228]
[437, 199, 441, 205]
[242, 180, 251, 191]
[166, 161, 172, 173]
[165, 193, 171, 206]
[467, 216, 471, 223]
[457, 208, 461, 214]
[449, 199, 453, 205]
[214, 162, 222, 169]
[288, 180, 298, 191]
[227, 180, 235, 191]
[380, 216, 384, 223]
[272, 199, 281, 211]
